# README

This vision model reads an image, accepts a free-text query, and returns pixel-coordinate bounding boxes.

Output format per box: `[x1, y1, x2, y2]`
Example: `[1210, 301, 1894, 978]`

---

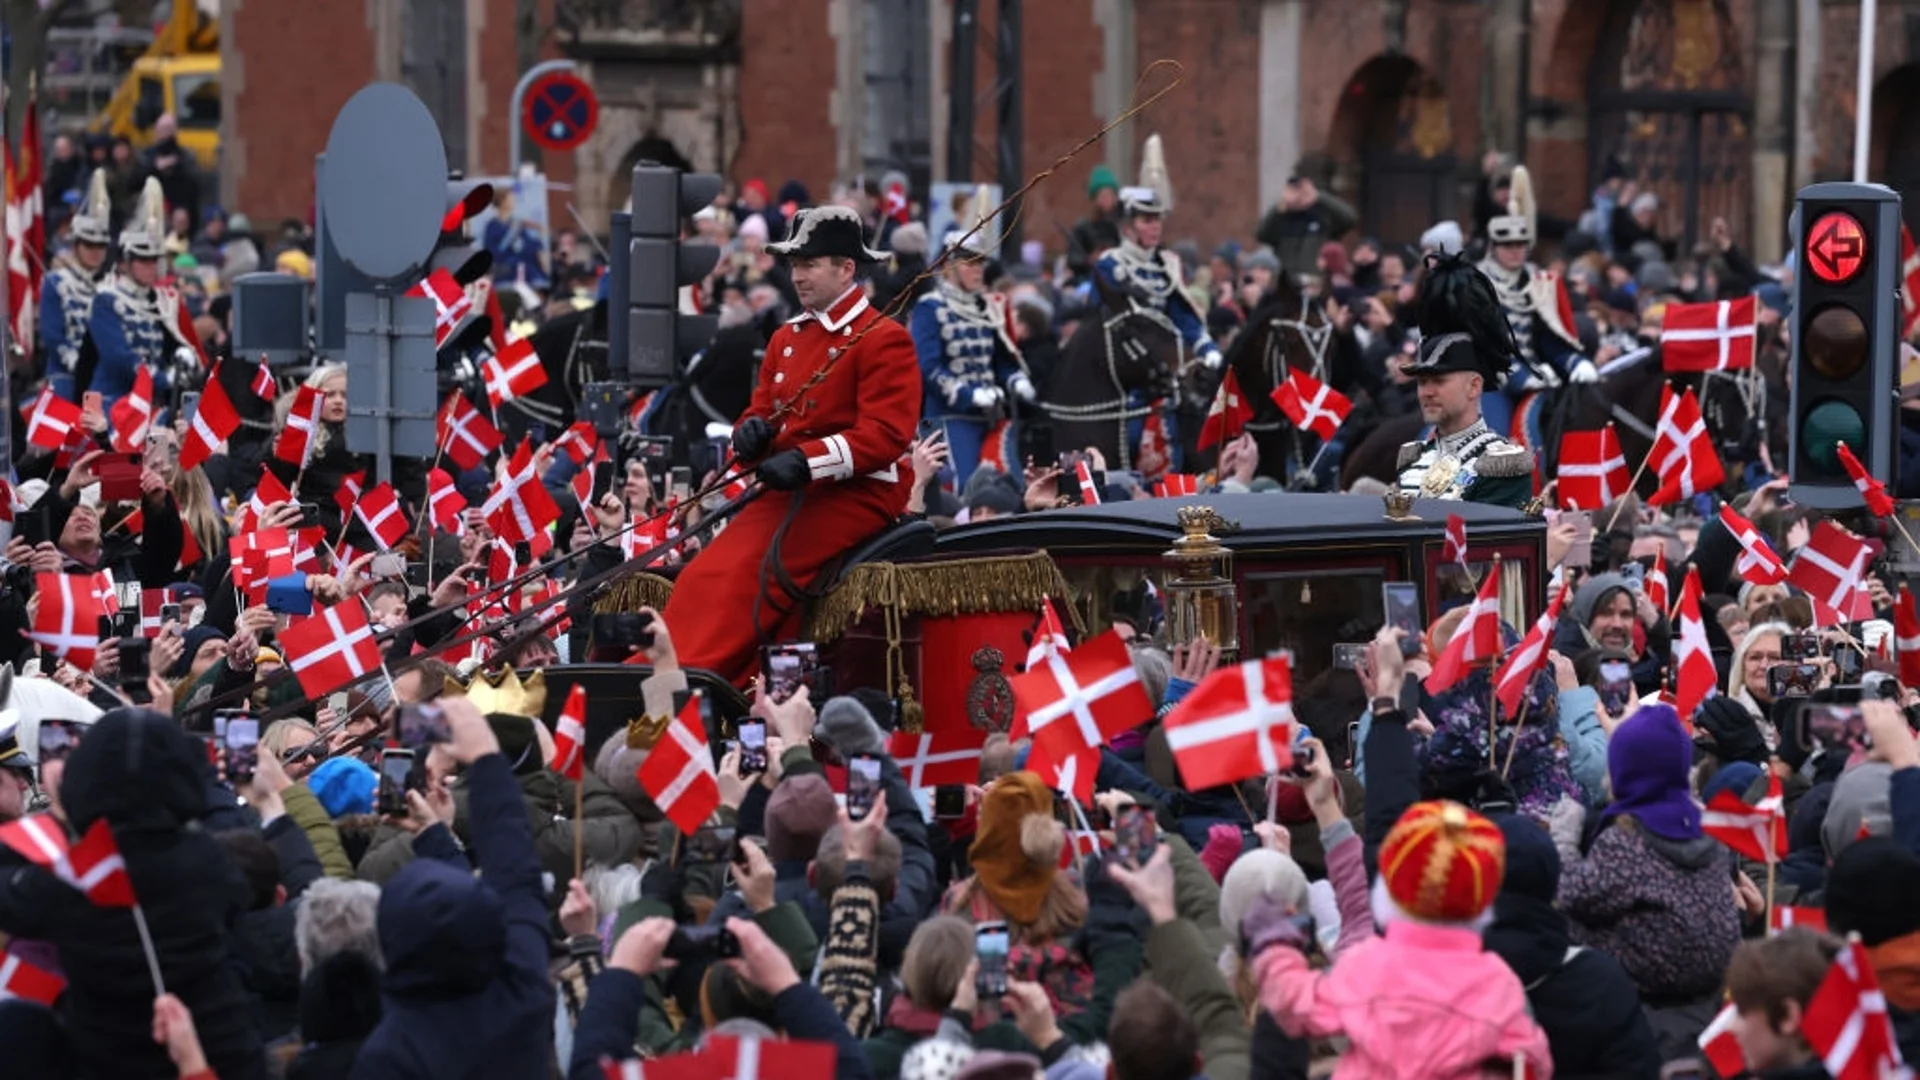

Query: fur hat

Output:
[769, 205, 885, 264]
[765, 774, 838, 862]
[817, 695, 888, 760]
[1379, 800, 1506, 924]
[1404, 251, 1515, 386]
[1219, 848, 1309, 940]
[966, 771, 1063, 924]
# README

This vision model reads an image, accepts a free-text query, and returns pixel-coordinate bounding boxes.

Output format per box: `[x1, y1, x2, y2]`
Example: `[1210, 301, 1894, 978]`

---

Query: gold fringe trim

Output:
[803, 552, 1082, 644]
[593, 573, 677, 615]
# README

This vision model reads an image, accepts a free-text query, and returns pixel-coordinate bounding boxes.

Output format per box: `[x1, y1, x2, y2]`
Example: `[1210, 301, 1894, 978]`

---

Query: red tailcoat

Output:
[663, 285, 921, 684]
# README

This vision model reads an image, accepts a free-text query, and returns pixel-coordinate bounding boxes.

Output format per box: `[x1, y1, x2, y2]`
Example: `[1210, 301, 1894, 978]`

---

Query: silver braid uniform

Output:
[43, 253, 102, 378]
[1395, 418, 1534, 501]
[1106, 239, 1179, 309]
[917, 282, 1008, 408]
[1478, 258, 1543, 379]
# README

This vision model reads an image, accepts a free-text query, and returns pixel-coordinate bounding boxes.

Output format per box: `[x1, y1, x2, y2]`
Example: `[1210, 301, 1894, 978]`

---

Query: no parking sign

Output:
[522, 71, 598, 152]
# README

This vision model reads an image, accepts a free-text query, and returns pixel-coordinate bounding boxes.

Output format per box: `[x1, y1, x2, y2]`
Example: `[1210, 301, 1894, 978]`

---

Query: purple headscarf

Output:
[1595, 703, 1702, 841]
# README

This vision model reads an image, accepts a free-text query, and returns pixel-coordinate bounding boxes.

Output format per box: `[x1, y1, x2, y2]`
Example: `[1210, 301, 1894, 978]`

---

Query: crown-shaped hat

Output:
[450, 666, 547, 718]
[1379, 799, 1506, 923]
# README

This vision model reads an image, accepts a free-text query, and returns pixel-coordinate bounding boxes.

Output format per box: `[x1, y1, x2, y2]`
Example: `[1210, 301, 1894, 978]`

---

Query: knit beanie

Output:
[966, 771, 1063, 924]
[816, 695, 888, 761]
[308, 757, 378, 818]
[1379, 800, 1506, 923]
[765, 774, 838, 862]
[1086, 165, 1119, 199]
[902, 1038, 974, 1080]
[1197, 823, 1244, 884]
[1821, 762, 1892, 861]
[1219, 848, 1309, 939]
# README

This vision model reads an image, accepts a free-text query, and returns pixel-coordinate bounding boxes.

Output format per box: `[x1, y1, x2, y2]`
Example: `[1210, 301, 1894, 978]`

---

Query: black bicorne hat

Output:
[768, 205, 887, 264]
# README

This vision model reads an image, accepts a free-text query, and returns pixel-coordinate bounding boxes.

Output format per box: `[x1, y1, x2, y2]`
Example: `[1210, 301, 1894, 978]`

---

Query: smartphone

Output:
[370, 552, 406, 579]
[160, 602, 182, 625]
[1803, 703, 1869, 754]
[225, 717, 260, 787]
[974, 922, 1011, 998]
[591, 460, 615, 503]
[1563, 510, 1594, 569]
[180, 391, 201, 425]
[1597, 658, 1635, 716]
[737, 719, 768, 775]
[1345, 720, 1360, 769]
[1768, 662, 1822, 700]
[297, 501, 323, 528]
[664, 924, 740, 963]
[1023, 425, 1056, 470]
[1782, 632, 1824, 662]
[117, 636, 152, 685]
[327, 691, 351, 716]
[37, 719, 83, 764]
[933, 784, 968, 820]
[1286, 741, 1319, 779]
[378, 749, 415, 817]
[847, 754, 882, 821]
[1382, 582, 1422, 657]
[1332, 642, 1370, 671]
[397, 703, 451, 748]
[592, 611, 656, 651]
[1112, 805, 1157, 868]
[1832, 645, 1864, 685]
[761, 642, 821, 704]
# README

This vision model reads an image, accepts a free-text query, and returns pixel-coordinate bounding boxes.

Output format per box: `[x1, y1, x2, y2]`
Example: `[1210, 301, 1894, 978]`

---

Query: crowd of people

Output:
[1, 113, 1919, 1080]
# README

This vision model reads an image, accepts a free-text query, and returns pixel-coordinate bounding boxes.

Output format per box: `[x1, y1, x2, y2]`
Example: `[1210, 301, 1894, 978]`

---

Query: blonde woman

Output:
[268, 364, 356, 533]
[146, 426, 226, 570]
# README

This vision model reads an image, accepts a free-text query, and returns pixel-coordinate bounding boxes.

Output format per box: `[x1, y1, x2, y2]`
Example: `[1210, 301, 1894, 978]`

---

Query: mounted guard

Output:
[82, 177, 204, 404]
[1396, 253, 1536, 509]
[40, 171, 113, 401]
[909, 187, 1034, 481]
[1057, 134, 1220, 471]
[1477, 165, 1592, 441]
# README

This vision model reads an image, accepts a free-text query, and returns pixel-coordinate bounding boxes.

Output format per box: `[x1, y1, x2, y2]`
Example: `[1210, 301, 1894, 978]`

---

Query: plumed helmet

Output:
[1138, 132, 1173, 214]
[1402, 251, 1517, 387]
[1486, 165, 1536, 247]
[942, 184, 995, 257]
[118, 176, 167, 259]
[72, 169, 112, 246]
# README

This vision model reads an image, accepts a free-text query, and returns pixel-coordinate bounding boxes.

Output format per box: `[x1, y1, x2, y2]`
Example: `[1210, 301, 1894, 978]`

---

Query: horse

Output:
[1339, 348, 1757, 502]
[1220, 278, 1357, 486]
[1045, 272, 1191, 470]
[638, 320, 766, 478]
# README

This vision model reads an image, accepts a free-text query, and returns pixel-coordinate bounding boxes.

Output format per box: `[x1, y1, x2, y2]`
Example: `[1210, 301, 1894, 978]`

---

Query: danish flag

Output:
[275, 384, 324, 466]
[408, 268, 473, 348]
[251, 359, 277, 401]
[1897, 586, 1920, 688]
[699, 1035, 838, 1080]
[1903, 224, 1920, 341]
[21, 388, 82, 452]
[1659, 295, 1757, 372]
[334, 471, 366, 516]
[1426, 568, 1500, 695]
[179, 373, 241, 472]
[1802, 939, 1908, 1080]
[427, 468, 467, 532]
[31, 572, 103, 669]
[353, 482, 412, 550]
[437, 393, 503, 471]
[1025, 597, 1072, 671]
[482, 336, 549, 409]
[1697, 1003, 1747, 1079]
[231, 530, 295, 605]
[1771, 905, 1830, 935]
[281, 601, 385, 700]
[888, 730, 987, 789]
[1074, 460, 1101, 505]
[108, 367, 154, 452]
[1555, 425, 1630, 511]
[484, 462, 560, 545]
[0, 947, 64, 1006]
[0, 815, 135, 908]
[1443, 514, 1469, 567]
[242, 469, 294, 532]
[1271, 368, 1351, 441]
[1136, 407, 1170, 483]
[1719, 504, 1788, 586]
[1648, 386, 1726, 505]
[90, 570, 120, 616]
[636, 696, 721, 836]
[140, 587, 179, 637]
[551, 684, 587, 782]
[1494, 582, 1567, 718]
[1674, 565, 1718, 721]
[1028, 736, 1096, 805]
[1162, 654, 1299, 789]
[1010, 631, 1152, 770]
[554, 421, 598, 467]
[883, 181, 911, 224]
[1197, 369, 1252, 450]
[1647, 547, 1670, 614]
[1153, 474, 1200, 498]
[1788, 521, 1872, 626]
[1837, 441, 1896, 517]
[1702, 771, 1788, 863]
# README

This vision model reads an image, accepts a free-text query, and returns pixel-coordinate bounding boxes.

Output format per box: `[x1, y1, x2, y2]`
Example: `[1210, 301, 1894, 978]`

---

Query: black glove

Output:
[757, 449, 810, 491]
[733, 417, 774, 461]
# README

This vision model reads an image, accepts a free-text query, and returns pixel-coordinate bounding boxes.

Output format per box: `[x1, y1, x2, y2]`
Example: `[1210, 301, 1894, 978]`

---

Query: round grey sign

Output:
[318, 83, 449, 282]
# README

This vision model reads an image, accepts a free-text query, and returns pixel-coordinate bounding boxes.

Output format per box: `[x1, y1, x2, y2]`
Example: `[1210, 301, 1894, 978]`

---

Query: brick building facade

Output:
[221, 0, 1920, 266]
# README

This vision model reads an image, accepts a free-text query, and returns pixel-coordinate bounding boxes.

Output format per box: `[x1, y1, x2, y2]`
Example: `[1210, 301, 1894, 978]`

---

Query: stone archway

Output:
[605, 134, 697, 218]
[1870, 64, 1920, 235]
[1329, 54, 1456, 250]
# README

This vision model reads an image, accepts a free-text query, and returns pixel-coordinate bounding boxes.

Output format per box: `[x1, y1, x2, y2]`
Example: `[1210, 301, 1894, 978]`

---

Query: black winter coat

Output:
[1484, 892, 1663, 1079]
[0, 708, 267, 1080]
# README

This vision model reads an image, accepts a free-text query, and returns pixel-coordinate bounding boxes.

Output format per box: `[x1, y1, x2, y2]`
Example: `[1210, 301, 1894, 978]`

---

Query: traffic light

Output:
[627, 163, 721, 387]
[1788, 182, 1902, 510]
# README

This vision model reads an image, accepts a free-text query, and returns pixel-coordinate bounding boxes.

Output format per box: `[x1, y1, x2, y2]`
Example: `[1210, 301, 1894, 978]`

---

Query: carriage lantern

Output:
[1161, 506, 1240, 659]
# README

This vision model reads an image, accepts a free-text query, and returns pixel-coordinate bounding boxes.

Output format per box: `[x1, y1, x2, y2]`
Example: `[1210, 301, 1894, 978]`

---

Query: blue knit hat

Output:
[309, 757, 377, 818]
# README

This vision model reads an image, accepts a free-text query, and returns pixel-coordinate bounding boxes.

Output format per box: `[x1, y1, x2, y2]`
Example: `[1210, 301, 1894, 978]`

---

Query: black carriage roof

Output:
[933, 493, 1542, 555]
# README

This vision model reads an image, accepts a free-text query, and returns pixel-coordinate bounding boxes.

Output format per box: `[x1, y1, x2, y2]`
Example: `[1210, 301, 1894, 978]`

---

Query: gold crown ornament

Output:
[450, 667, 547, 717]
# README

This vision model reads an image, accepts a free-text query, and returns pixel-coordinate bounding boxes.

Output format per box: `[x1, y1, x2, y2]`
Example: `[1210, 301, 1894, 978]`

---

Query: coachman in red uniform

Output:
[662, 206, 922, 684]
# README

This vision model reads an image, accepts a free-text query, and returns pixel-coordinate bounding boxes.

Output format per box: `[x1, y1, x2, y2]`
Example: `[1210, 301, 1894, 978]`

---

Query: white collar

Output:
[787, 284, 868, 332]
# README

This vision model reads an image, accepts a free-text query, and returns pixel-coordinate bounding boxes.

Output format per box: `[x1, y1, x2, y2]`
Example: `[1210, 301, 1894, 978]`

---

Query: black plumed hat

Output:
[1403, 252, 1517, 388]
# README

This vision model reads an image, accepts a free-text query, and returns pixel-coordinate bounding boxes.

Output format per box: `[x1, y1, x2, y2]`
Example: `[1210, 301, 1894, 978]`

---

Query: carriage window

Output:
[1241, 569, 1389, 687]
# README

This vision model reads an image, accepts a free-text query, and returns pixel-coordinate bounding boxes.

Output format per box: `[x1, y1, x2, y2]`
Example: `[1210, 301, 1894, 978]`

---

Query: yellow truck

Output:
[85, 0, 220, 170]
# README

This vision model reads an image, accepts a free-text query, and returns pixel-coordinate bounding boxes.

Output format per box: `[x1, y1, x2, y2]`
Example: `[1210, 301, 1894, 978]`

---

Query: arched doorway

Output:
[606, 134, 695, 217]
[1331, 55, 1457, 250]
[1587, 0, 1751, 253]
[1871, 64, 1920, 235]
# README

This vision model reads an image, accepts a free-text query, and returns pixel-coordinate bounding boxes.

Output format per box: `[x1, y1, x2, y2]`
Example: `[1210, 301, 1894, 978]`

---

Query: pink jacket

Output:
[1253, 920, 1553, 1080]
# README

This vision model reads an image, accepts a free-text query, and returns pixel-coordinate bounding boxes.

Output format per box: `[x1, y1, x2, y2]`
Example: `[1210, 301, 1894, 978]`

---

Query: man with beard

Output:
[1553, 571, 1671, 695]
